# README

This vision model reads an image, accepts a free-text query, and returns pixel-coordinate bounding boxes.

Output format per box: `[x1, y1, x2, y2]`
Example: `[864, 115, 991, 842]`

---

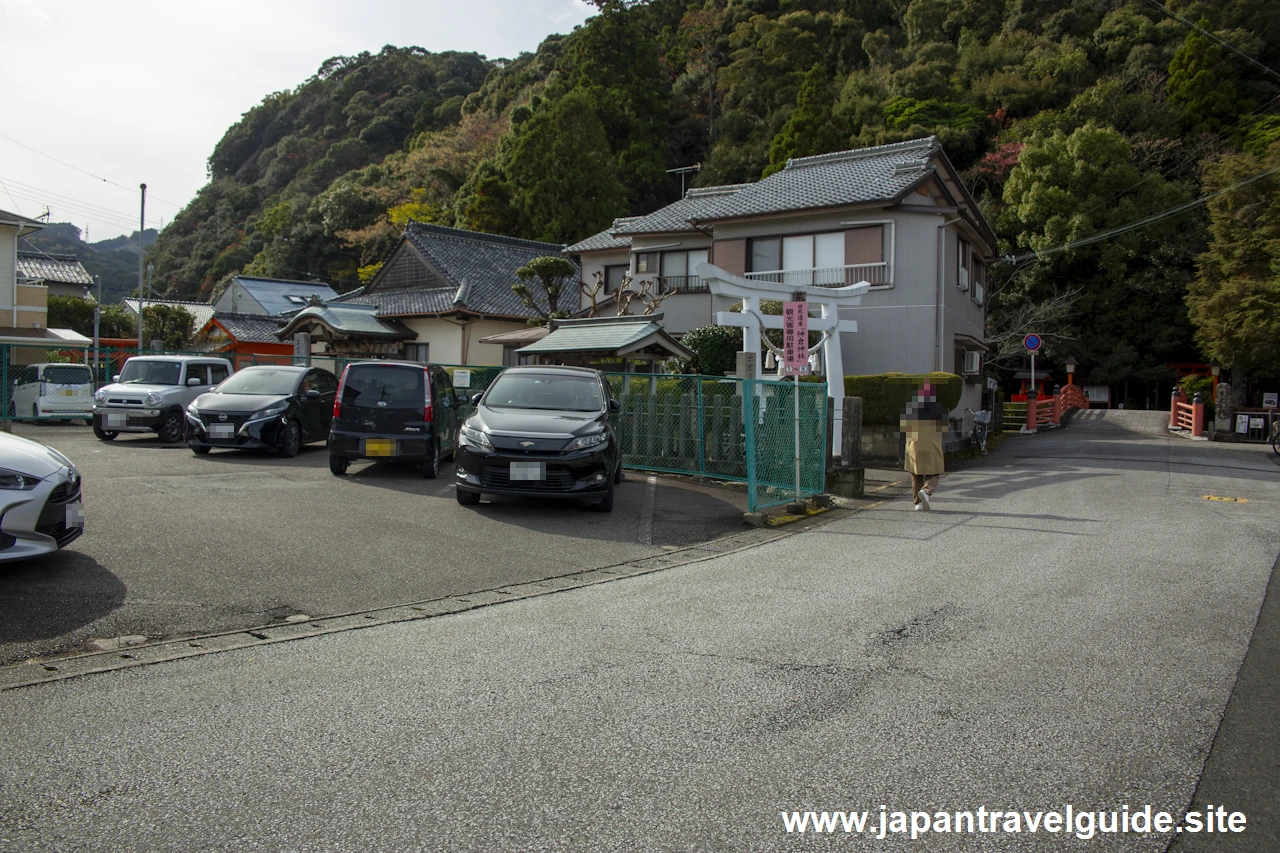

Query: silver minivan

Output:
[9, 363, 95, 424]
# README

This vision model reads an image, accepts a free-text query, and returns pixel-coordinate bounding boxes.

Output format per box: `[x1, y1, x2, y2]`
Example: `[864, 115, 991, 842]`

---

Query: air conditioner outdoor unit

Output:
[957, 267, 969, 291]
[963, 350, 981, 375]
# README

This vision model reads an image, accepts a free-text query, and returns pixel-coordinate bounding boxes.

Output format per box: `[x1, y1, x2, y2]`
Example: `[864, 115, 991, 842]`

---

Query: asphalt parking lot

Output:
[0, 423, 748, 666]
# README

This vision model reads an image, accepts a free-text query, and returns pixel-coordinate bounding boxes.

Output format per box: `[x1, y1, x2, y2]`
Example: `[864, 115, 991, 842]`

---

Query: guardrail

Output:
[1022, 384, 1090, 433]
[1169, 388, 1206, 437]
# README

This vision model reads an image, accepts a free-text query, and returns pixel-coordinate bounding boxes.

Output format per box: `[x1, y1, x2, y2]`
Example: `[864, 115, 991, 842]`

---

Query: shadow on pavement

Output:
[0, 551, 125, 645]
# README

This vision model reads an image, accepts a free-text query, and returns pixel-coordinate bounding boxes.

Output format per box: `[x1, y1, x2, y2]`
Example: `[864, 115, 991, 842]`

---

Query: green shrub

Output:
[843, 372, 963, 424]
[1177, 375, 1216, 422]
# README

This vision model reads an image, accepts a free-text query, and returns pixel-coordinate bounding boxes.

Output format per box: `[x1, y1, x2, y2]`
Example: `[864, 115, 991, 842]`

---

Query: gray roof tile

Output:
[208, 313, 287, 344]
[16, 252, 93, 287]
[565, 226, 633, 254]
[277, 303, 415, 339]
[122, 298, 217, 330]
[230, 276, 339, 316]
[694, 137, 942, 222]
[369, 222, 578, 318]
[610, 184, 750, 235]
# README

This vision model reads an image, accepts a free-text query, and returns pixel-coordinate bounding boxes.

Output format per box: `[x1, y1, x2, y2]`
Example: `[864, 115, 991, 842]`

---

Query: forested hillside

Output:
[145, 0, 1280, 388]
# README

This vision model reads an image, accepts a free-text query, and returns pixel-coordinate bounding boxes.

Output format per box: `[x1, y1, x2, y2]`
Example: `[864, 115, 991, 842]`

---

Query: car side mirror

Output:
[609, 399, 622, 413]
[305, 389, 320, 398]
[470, 393, 482, 406]
[186, 377, 202, 386]
[111, 375, 120, 383]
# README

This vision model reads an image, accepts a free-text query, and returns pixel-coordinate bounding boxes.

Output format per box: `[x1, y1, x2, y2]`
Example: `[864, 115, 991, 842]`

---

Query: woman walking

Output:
[902, 383, 946, 510]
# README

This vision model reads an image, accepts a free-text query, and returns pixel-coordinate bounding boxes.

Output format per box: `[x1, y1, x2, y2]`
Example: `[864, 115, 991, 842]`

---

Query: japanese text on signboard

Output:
[782, 301, 810, 375]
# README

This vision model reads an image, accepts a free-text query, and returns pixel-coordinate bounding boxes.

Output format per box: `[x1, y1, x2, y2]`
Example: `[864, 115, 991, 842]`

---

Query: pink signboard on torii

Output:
[782, 301, 810, 375]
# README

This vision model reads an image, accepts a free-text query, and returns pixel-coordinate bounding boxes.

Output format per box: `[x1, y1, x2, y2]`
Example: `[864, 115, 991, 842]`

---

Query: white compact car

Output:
[0, 431, 84, 561]
[9, 363, 95, 423]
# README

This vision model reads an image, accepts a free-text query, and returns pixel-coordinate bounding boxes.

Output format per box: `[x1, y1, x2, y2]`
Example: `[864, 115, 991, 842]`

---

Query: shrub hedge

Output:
[842, 372, 963, 424]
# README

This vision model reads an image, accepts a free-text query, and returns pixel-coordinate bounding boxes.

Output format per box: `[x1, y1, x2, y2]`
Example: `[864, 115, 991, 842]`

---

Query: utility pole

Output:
[136, 183, 146, 354]
[92, 275, 102, 383]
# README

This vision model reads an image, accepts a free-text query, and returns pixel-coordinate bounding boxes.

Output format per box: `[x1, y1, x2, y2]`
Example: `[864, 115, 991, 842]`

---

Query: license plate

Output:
[105, 413, 126, 428]
[61, 389, 76, 397]
[364, 438, 397, 457]
[510, 461, 544, 481]
[208, 424, 235, 438]
[65, 502, 85, 528]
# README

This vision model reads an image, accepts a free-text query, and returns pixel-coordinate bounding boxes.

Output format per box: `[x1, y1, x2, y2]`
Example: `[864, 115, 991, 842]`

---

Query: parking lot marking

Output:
[0, 505, 850, 691]
[637, 475, 657, 545]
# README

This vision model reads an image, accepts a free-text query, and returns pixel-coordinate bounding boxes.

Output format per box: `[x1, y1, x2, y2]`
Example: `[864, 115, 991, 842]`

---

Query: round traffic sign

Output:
[1023, 333, 1042, 352]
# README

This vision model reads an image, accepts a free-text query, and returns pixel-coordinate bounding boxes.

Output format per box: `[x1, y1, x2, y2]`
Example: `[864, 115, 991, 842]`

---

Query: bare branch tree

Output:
[581, 271, 605, 318]
[635, 277, 676, 315]
[984, 288, 1082, 370]
[614, 271, 638, 316]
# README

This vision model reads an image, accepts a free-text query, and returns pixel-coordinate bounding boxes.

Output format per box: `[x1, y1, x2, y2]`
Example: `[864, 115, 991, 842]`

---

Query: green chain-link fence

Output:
[741, 377, 828, 512]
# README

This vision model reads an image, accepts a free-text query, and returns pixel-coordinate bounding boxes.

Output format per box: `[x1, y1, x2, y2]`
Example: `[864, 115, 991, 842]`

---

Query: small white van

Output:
[10, 363, 95, 423]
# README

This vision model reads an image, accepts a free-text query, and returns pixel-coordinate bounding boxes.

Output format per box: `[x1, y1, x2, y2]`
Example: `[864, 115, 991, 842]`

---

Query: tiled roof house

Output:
[16, 251, 94, 298]
[213, 276, 340, 316]
[329, 222, 578, 365]
[566, 137, 997, 414]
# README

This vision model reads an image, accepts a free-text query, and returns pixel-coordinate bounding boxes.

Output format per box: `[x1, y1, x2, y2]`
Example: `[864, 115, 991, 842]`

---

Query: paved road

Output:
[0, 423, 746, 666]
[0, 426, 1276, 851]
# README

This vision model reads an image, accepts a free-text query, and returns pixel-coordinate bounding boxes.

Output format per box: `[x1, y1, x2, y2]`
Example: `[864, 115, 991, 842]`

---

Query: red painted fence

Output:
[1169, 388, 1205, 437]
[1023, 384, 1090, 433]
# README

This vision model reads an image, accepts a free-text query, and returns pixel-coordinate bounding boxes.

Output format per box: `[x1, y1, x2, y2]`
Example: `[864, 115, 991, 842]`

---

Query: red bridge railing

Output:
[1169, 388, 1205, 437]
[1022, 384, 1090, 433]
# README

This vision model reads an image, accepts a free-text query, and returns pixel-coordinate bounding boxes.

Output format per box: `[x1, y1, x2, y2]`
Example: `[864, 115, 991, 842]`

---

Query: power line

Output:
[0, 133, 185, 209]
[1003, 163, 1280, 263]
[0, 175, 158, 228]
[1141, 0, 1280, 83]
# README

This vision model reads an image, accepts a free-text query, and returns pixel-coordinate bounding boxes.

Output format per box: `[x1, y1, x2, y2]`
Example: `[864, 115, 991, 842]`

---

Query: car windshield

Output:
[118, 360, 181, 386]
[341, 365, 425, 408]
[484, 373, 604, 412]
[214, 369, 300, 396]
[43, 367, 92, 385]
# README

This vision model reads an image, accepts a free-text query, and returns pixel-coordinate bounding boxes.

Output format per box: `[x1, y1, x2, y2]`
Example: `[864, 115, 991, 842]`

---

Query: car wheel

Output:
[278, 420, 301, 458]
[456, 488, 480, 506]
[590, 479, 615, 513]
[31, 403, 39, 422]
[157, 409, 185, 443]
[192, 445, 211, 455]
[329, 454, 349, 476]
[422, 440, 440, 479]
[92, 423, 118, 441]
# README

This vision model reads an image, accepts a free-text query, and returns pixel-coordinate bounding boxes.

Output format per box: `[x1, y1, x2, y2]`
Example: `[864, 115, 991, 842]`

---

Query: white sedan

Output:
[0, 432, 84, 561]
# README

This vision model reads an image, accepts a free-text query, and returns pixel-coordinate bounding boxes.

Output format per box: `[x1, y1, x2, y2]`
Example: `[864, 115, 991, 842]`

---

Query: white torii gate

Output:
[695, 262, 869, 455]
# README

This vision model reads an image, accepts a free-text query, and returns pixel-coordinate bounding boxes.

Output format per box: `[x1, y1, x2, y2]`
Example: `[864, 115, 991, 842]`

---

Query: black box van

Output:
[328, 361, 466, 478]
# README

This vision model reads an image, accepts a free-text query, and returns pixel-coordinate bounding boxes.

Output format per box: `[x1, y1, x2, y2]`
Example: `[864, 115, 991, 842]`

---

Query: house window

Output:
[405, 342, 430, 363]
[958, 239, 970, 291]
[750, 232, 849, 285]
[634, 252, 658, 275]
[972, 259, 986, 305]
[603, 265, 627, 293]
[659, 249, 709, 292]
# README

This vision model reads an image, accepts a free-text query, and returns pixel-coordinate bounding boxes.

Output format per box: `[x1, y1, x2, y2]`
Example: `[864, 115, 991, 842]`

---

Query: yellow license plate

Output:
[62, 389, 76, 396]
[364, 439, 396, 457]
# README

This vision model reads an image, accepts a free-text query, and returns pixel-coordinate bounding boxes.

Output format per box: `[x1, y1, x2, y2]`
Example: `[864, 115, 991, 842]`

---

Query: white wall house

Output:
[566, 137, 997, 413]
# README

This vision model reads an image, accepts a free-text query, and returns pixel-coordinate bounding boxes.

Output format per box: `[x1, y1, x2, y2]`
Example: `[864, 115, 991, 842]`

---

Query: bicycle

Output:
[965, 407, 991, 456]
[1270, 416, 1279, 457]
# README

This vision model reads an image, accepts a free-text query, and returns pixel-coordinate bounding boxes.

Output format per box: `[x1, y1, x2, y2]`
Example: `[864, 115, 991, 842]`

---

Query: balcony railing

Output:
[744, 262, 889, 287]
[655, 275, 709, 294]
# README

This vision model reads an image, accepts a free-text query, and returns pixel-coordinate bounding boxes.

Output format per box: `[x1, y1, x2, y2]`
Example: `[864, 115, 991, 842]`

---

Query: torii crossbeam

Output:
[695, 263, 870, 455]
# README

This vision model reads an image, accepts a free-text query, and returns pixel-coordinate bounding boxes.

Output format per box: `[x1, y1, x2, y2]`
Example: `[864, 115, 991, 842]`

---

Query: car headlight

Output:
[94, 390, 107, 404]
[459, 426, 493, 451]
[257, 404, 288, 418]
[144, 392, 163, 407]
[565, 432, 606, 452]
[0, 468, 40, 490]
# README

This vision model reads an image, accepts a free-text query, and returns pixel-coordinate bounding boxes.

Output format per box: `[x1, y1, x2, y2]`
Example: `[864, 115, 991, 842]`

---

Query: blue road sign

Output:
[1024, 333, 1042, 352]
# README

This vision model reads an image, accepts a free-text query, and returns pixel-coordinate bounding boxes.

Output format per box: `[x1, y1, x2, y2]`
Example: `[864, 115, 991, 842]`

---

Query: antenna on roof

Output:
[666, 163, 702, 197]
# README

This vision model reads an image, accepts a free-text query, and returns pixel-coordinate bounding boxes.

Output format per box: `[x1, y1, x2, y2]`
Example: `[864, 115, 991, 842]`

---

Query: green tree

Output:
[47, 295, 134, 338]
[998, 123, 1197, 384]
[513, 256, 579, 322]
[672, 324, 741, 376]
[1185, 142, 1280, 384]
[505, 91, 626, 244]
[141, 305, 196, 350]
[763, 64, 846, 177]
[1166, 24, 1251, 135]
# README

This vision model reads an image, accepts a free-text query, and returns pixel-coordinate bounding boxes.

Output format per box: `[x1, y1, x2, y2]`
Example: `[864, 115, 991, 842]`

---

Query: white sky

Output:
[0, 0, 595, 241]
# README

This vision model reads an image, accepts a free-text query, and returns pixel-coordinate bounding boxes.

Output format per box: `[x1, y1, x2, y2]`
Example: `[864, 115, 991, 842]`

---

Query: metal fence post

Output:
[742, 378, 757, 512]
[697, 378, 705, 476]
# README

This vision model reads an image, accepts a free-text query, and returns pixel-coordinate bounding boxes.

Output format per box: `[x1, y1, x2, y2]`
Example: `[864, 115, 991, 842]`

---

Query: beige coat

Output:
[902, 419, 946, 475]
